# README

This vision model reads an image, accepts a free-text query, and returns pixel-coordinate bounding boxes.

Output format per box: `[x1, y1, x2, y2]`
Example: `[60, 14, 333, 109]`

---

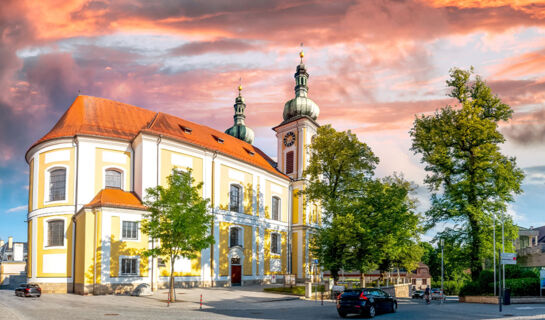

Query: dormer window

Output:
[213, 135, 224, 144]
[244, 147, 255, 156]
[179, 125, 192, 134]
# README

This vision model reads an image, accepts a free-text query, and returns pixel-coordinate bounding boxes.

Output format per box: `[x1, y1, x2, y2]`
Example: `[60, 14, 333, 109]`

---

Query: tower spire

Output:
[225, 80, 255, 144]
[294, 45, 309, 98]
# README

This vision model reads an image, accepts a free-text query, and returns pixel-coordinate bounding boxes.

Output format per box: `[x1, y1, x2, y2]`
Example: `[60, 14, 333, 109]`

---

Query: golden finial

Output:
[238, 77, 242, 95]
[299, 42, 304, 63]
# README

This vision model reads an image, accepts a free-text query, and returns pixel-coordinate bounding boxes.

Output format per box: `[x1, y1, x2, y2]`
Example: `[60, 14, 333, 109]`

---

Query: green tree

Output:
[410, 68, 524, 280]
[305, 126, 423, 284]
[305, 125, 379, 283]
[305, 125, 378, 218]
[141, 169, 214, 301]
[362, 176, 423, 284]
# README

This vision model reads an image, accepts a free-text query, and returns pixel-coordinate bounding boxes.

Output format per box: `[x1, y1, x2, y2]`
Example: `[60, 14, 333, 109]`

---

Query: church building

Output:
[25, 51, 321, 294]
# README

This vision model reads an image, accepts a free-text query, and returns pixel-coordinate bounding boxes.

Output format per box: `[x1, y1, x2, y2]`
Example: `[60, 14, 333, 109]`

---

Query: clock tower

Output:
[273, 50, 320, 280]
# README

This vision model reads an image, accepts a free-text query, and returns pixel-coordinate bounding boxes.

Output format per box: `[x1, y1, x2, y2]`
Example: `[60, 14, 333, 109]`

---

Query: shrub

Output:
[459, 281, 481, 297]
[504, 278, 539, 296]
[431, 280, 466, 295]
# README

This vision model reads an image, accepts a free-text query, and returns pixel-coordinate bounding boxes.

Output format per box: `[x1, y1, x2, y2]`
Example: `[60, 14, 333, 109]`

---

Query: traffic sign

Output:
[501, 253, 517, 265]
[313, 259, 319, 264]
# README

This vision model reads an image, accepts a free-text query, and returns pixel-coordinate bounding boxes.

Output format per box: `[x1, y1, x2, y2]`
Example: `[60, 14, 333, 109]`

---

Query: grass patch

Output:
[264, 285, 325, 296]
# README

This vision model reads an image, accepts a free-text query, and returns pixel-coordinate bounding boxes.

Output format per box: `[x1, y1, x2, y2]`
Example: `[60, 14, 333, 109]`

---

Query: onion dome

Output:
[282, 50, 320, 121]
[225, 85, 255, 144]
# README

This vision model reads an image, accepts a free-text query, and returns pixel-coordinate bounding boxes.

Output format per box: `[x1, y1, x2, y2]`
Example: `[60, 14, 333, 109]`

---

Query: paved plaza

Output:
[1, 287, 545, 320]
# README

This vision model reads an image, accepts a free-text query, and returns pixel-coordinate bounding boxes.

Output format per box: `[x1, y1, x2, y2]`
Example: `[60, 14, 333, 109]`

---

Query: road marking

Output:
[516, 307, 545, 310]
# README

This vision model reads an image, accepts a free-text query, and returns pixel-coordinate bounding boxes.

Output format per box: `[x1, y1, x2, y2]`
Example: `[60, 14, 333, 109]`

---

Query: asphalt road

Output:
[1, 288, 544, 320]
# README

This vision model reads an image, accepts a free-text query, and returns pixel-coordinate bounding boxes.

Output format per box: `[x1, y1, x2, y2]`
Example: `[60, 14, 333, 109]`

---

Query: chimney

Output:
[8, 237, 13, 249]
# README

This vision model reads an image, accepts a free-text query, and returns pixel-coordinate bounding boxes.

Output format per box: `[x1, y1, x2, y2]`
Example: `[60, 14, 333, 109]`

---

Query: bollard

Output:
[200, 294, 203, 310]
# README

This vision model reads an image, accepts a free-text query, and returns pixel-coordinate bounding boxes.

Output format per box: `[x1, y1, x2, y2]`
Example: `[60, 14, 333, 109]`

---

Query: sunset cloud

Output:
[2, 0, 545, 239]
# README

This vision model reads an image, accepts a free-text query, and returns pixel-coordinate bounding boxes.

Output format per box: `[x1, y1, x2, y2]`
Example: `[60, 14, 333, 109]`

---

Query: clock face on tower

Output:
[283, 131, 296, 147]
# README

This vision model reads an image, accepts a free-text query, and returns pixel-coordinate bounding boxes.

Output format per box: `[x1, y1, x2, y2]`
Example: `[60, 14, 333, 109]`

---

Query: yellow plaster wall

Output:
[37, 148, 75, 208]
[243, 225, 252, 276]
[74, 212, 86, 284]
[219, 222, 229, 276]
[292, 190, 299, 225]
[27, 220, 32, 278]
[158, 253, 201, 277]
[264, 229, 287, 275]
[94, 148, 131, 195]
[160, 149, 203, 192]
[36, 214, 73, 277]
[219, 165, 254, 215]
[28, 159, 33, 211]
[264, 181, 288, 222]
[109, 216, 149, 277]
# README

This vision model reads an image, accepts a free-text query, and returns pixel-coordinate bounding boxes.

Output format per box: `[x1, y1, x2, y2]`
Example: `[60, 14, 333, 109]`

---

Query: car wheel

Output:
[37, 295, 41, 298]
[337, 311, 347, 318]
[367, 305, 376, 318]
[391, 302, 397, 313]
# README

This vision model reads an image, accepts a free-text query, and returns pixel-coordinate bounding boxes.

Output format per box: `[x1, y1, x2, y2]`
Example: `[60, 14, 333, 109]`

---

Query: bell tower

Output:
[273, 49, 320, 281]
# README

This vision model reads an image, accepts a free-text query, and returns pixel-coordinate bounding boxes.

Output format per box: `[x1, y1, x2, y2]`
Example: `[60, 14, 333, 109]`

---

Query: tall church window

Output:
[229, 184, 242, 212]
[47, 220, 64, 247]
[105, 169, 122, 189]
[286, 151, 294, 174]
[230, 227, 241, 247]
[49, 168, 66, 201]
[271, 233, 280, 254]
[272, 196, 280, 221]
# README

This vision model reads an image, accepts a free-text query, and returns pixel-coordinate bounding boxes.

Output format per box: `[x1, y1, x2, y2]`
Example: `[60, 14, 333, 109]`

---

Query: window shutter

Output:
[286, 151, 294, 174]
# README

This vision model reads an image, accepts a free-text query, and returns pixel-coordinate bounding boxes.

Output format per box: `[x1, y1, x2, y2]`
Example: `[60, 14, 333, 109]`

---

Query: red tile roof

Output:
[28, 95, 287, 179]
[85, 188, 146, 210]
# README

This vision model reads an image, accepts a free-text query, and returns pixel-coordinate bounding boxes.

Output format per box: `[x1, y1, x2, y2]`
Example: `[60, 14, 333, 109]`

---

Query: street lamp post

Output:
[493, 214, 496, 296]
[441, 238, 444, 304]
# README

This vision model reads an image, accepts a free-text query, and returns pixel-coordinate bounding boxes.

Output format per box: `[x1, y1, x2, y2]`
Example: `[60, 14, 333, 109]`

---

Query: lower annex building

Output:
[25, 52, 322, 294]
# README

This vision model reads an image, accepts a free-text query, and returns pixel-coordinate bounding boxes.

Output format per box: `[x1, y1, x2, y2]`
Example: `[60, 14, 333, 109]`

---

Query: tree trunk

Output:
[360, 272, 365, 288]
[331, 269, 339, 285]
[170, 255, 175, 302]
[469, 215, 482, 281]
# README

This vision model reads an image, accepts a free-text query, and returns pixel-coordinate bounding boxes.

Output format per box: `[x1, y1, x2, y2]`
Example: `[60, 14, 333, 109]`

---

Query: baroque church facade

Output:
[25, 52, 322, 294]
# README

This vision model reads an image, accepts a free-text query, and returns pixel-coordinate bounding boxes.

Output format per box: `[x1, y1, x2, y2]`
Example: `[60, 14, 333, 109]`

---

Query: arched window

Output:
[229, 184, 242, 212]
[230, 227, 241, 247]
[272, 196, 280, 221]
[105, 169, 122, 189]
[271, 233, 280, 254]
[49, 168, 66, 201]
[47, 220, 64, 247]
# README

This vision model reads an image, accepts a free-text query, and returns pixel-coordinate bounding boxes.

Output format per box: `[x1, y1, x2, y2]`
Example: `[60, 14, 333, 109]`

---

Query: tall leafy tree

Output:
[410, 68, 524, 280]
[141, 169, 214, 301]
[305, 125, 378, 218]
[305, 125, 378, 282]
[306, 126, 423, 283]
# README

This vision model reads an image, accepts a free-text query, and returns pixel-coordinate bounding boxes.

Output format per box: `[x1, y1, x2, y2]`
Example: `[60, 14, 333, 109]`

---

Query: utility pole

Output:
[441, 238, 444, 304]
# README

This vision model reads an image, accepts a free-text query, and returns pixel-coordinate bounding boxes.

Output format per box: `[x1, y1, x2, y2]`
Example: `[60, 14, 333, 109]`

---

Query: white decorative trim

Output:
[44, 165, 70, 205]
[45, 149, 70, 164]
[42, 216, 68, 250]
[29, 277, 73, 283]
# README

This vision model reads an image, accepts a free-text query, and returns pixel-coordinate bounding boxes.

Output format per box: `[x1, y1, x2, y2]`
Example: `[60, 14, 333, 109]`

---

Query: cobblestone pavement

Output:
[1, 288, 545, 320]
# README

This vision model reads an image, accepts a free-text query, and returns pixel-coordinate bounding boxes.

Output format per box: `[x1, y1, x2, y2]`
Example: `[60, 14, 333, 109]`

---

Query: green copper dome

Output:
[282, 59, 320, 122]
[225, 87, 255, 144]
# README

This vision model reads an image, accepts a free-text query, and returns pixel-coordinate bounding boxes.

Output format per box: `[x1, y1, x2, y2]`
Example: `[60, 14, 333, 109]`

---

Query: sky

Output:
[1, 0, 545, 243]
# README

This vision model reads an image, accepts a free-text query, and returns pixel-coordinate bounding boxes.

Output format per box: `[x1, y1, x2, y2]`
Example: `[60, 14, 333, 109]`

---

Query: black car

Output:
[412, 290, 424, 299]
[337, 288, 397, 318]
[15, 283, 41, 297]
